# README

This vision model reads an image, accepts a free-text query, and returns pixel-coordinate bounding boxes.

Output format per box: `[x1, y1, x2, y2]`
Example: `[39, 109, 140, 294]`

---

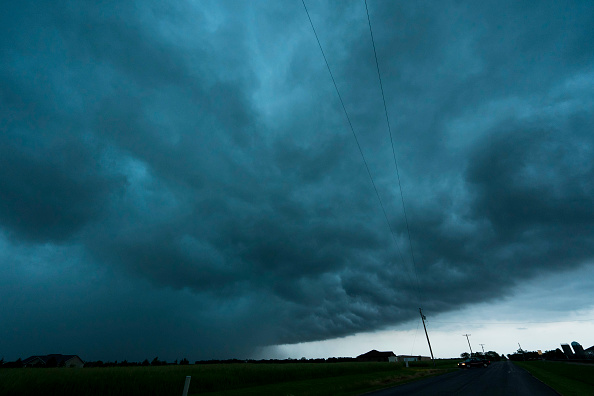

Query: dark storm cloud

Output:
[1, 0, 594, 360]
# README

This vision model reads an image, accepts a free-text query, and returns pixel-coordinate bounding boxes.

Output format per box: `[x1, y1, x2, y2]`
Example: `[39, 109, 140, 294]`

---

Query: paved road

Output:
[364, 361, 559, 396]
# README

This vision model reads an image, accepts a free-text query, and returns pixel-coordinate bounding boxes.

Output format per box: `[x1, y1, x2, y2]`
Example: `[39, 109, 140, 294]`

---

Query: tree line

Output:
[506, 348, 567, 361]
[460, 347, 576, 361]
[0, 357, 191, 368]
[0, 356, 359, 368]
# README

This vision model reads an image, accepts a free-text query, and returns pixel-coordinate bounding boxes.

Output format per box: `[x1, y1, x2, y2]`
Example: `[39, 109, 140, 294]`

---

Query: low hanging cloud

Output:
[1, 0, 593, 360]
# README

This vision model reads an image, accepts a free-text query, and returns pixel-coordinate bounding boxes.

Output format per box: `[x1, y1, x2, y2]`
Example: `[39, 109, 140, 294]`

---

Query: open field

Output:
[0, 360, 458, 396]
[514, 361, 594, 396]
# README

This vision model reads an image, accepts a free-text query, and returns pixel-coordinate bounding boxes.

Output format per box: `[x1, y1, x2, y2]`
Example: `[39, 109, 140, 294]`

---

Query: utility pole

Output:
[463, 334, 473, 356]
[419, 308, 436, 367]
[479, 344, 485, 354]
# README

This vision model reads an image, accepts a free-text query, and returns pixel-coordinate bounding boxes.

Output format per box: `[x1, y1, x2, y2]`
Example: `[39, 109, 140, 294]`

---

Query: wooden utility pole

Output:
[419, 308, 436, 367]
[463, 334, 473, 355]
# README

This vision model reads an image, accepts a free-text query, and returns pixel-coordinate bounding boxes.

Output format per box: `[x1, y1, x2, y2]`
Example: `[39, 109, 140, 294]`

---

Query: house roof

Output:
[357, 350, 396, 358]
[22, 354, 84, 365]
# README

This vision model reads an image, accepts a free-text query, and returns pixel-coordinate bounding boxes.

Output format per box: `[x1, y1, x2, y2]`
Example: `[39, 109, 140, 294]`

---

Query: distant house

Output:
[396, 355, 431, 362]
[356, 350, 397, 362]
[22, 354, 84, 368]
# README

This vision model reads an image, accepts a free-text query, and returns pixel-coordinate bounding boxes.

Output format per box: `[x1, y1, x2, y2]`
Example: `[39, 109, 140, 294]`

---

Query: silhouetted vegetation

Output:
[193, 357, 356, 365]
[59, 356, 360, 368]
[542, 348, 567, 360]
[507, 348, 541, 361]
[460, 351, 503, 361]
[2, 358, 23, 368]
[84, 357, 190, 368]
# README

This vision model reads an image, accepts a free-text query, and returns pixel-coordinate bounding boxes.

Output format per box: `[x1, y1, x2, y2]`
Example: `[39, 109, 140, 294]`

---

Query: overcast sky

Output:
[2, 0, 593, 362]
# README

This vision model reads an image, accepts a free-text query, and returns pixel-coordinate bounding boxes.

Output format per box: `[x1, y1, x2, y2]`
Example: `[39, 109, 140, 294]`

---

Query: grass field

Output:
[0, 360, 458, 396]
[514, 361, 594, 396]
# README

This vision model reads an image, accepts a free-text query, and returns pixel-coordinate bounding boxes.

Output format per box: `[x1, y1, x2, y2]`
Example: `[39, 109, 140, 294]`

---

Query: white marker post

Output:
[182, 376, 191, 396]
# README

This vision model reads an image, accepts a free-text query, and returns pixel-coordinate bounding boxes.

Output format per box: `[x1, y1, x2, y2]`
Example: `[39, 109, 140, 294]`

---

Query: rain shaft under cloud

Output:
[1, 0, 593, 361]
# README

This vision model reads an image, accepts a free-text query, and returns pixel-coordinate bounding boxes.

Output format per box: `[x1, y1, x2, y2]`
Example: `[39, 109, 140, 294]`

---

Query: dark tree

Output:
[507, 349, 540, 361]
[543, 348, 566, 360]
[84, 360, 104, 367]
[3, 358, 23, 368]
[485, 351, 501, 361]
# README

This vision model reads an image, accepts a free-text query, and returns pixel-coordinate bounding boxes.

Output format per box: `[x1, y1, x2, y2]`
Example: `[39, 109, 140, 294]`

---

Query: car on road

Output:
[458, 357, 490, 368]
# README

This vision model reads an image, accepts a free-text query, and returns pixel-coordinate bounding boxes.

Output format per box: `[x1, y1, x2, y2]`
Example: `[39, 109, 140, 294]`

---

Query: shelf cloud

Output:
[1, 0, 593, 361]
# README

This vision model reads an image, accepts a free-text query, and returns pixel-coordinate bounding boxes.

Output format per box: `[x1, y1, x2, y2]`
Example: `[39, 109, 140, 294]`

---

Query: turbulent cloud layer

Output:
[1, 0, 593, 360]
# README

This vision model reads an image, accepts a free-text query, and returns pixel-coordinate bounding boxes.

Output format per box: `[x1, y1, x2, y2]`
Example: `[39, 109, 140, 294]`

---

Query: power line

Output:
[410, 316, 421, 356]
[301, 0, 409, 279]
[366, 0, 437, 362]
[364, 0, 421, 301]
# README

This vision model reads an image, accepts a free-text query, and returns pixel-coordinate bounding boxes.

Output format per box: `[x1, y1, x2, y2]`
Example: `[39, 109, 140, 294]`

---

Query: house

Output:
[356, 350, 397, 362]
[396, 355, 432, 362]
[22, 354, 84, 368]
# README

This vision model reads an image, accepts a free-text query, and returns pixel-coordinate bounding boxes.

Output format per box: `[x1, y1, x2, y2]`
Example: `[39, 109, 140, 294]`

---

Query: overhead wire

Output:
[364, 0, 422, 304]
[364, 1, 437, 363]
[301, 0, 410, 280]
[410, 316, 421, 355]
[300, 1, 589, 361]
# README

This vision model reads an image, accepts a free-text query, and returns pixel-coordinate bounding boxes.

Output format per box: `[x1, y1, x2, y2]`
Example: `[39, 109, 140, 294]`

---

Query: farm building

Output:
[395, 355, 432, 362]
[22, 354, 84, 368]
[356, 350, 397, 362]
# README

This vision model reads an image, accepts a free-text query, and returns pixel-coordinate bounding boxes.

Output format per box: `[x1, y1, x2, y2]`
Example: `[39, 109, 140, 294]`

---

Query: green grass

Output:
[514, 361, 594, 396]
[200, 360, 459, 396]
[0, 361, 457, 396]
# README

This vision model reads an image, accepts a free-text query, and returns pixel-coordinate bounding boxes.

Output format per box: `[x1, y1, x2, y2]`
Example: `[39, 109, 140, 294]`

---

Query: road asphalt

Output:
[363, 360, 559, 396]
